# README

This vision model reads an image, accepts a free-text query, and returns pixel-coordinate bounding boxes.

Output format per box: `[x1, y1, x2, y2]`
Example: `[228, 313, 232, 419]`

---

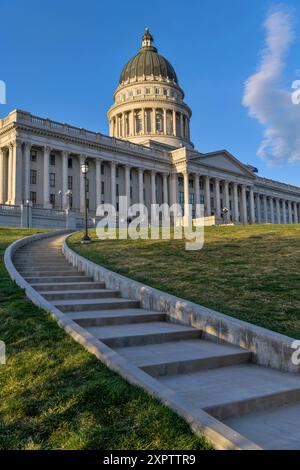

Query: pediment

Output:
[189, 150, 255, 177]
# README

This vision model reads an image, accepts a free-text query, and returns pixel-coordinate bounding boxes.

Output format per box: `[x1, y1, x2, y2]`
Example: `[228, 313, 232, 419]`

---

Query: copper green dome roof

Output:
[119, 29, 178, 85]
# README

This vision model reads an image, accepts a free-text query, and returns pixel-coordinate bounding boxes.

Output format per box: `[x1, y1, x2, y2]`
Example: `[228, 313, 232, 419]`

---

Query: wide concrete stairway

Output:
[13, 235, 300, 450]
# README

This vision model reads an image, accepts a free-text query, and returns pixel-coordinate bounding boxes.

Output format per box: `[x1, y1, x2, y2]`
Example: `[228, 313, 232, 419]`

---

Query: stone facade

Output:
[0, 30, 300, 224]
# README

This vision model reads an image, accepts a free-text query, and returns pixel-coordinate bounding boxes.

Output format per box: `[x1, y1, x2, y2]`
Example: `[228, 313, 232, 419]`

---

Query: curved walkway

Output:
[8, 232, 300, 450]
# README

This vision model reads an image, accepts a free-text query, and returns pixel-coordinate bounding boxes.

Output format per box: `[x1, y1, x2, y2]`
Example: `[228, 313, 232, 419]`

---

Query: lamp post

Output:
[81, 159, 91, 243]
[66, 190, 72, 210]
[222, 207, 229, 224]
[58, 190, 63, 210]
[25, 199, 31, 228]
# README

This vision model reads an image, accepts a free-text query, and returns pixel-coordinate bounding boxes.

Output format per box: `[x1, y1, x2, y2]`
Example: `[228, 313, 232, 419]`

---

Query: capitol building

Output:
[1, 29, 300, 225]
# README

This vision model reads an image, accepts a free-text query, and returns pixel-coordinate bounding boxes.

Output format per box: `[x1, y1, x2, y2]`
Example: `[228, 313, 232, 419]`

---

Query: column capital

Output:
[23, 141, 32, 151]
[43, 145, 51, 153]
[61, 149, 69, 157]
[9, 140, 22, 150]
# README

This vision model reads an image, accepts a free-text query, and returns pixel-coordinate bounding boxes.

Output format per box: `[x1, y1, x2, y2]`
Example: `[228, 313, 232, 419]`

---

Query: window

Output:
[145, 88, 150, 94]
[116, 167, 119, 178]
[135, 112, 142, 134]
[178, 177, 183, 186]
[200, 195, 204, 204]
[50, 154, 56, 166]
[156, 112, 164, 133]
[30, 150, 37, 162]
[68, 175, 73, 190]
[163, 88, 167, 96]
[50, 194, 55, 206]
[86, 178, 89, 192]
[155, 88, 159, 94]
[128, 91, 133, 97]
[189, 193, 194, 204]
[130, 187, 133, 199]
[101, 164, 104, 175]
[116, 202, 119, 212]
[210, 183, 214, 192]
[136, 89, 141, 95]
[30, 169, 37, 185]
[200, 180, 204, 190]
[101, 181, 104, 195]
[116, 184, 119, 197]
[179, 191, 184, 204]
[86, 198, 89, 209]
[189, 179, 194, 189]
[68, 158, 73, 169]
[50, 173, 55, 188]
[30, 191, 37, 204]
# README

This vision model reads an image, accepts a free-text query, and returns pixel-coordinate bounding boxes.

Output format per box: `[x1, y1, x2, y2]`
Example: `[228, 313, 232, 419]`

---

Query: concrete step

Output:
[14, 260, 72, 270]
[21, 270, 82, 277]
[224, 401, 300, 450]
[25, 275, 94, 284]
[86, 321, 201, 348]
[159, 364, 300, 419]
[68, 309, 167, 327]
[32, 281, 106, 291]
[42, 289, 121, 301]
[114, 339, 252, 377]
[54, 297, 141, 313]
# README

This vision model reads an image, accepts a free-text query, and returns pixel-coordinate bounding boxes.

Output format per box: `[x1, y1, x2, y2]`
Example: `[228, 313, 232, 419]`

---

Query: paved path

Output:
[13, 234, 300, 450]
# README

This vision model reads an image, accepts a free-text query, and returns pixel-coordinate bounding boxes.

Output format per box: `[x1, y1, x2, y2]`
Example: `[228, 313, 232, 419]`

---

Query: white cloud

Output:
[243, 5, 300, 164]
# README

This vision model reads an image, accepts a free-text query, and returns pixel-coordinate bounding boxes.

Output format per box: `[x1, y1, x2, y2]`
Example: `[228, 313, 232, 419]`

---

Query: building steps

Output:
[12, 234, 300, 450]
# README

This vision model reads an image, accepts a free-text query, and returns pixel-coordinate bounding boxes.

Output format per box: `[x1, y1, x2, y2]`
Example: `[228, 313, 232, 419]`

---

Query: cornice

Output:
[107, 97, 192, 118]
[14, 122, 171, 167]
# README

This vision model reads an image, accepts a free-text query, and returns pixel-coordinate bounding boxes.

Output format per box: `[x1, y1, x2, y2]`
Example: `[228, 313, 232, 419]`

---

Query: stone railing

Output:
[0, 109, 169, 161]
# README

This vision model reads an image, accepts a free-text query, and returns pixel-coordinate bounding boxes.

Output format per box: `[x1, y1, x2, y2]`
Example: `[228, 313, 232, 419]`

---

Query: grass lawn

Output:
[0, 227, 211, 450]
[69, 224, 300, 340]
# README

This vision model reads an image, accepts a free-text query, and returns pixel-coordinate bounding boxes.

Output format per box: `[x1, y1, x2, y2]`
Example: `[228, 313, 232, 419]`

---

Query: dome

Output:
[119, 29, 178, 85]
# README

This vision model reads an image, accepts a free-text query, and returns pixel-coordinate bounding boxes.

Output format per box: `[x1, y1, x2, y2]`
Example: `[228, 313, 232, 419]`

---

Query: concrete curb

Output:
[4, 230, 262, 450]
[63, 235, 299, 374]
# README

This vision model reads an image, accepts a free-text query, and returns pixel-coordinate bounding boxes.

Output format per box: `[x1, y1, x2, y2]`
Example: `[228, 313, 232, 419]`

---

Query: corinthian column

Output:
[62, 151, 68, 209]
[24, 142, 31, 203]
[125, 165, 131, 204]
[204, 175, 211, 216]
[138, 168, 144, 204]
[0, 147, 5, 204]
[214, 178, 221, 218]
[151, 170, 156, 205]
[163, 173, 169, 205]
[276, 198, 281, 224]
[288, 200, 292, 224]
[43, 146, 51, 208]
[96, 159, 102, 208]
[233, 183, 239, 223]
[183, 171, 190, 218]
[9, 141, 23, 206]
[110, 162, 116, 208]
[294, 202, 299, 224]
[241, 185, 247, 224]
[249, 187, 255, 224]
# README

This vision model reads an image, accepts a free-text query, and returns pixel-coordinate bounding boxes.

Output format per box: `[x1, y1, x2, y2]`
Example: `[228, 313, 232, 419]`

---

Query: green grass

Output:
[0, 227, 211, 450]
[69, 224, 300, 340]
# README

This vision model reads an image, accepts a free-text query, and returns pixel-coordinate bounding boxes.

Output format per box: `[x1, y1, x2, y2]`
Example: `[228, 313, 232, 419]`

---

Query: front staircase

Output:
[12, 235, 300, 450]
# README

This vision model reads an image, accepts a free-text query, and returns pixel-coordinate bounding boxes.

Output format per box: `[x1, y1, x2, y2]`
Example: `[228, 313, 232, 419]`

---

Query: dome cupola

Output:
[107, 29, 193, 149]
[119, 28, 178, 85]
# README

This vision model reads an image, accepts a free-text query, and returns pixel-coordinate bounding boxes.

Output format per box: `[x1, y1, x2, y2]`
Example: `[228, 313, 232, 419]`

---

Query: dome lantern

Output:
[142, 28, 154, 49]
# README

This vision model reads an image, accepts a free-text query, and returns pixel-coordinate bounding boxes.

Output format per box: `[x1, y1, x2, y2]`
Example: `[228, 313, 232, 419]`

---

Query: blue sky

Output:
[1, 0, 300, 185]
